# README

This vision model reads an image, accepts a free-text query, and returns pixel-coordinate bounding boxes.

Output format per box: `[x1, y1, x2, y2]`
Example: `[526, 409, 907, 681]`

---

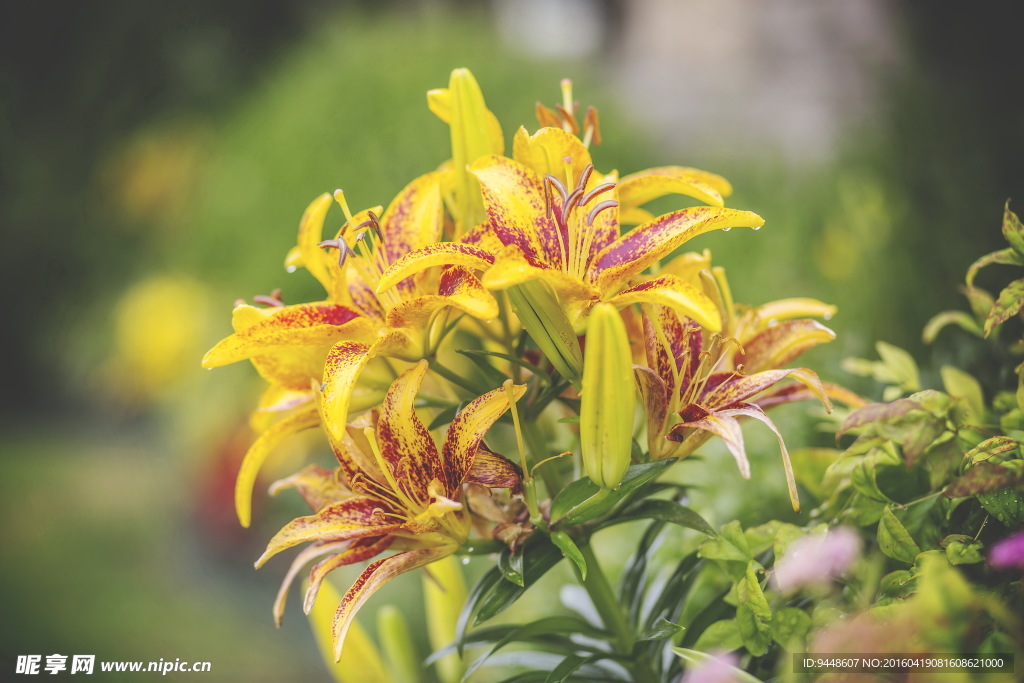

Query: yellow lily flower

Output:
[635, 262, 855, 510]
[257, 358, 524, 661]
[378, 87, 764, 333]
[203, 172, 502, 526]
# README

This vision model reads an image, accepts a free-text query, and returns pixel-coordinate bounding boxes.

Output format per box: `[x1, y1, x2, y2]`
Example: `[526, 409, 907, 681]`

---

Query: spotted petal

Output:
[617, 172, 725, 215]
[738, 319, 836, 374]
[235, 407, 321, 528]
[465, 445, 523, 490]
[482, 245, 600, 309]
[635, 365, 670, 447]
[511, 126, 594, 190]
[471, 155, 562, 267]
[606, 275, 721, 332]
[256, 497, 402, 568]
[203, 303, 373, 368]
[319, 341, 374, 454]
[593, 207, 765, 296]
[332, 546, 456, 661]
[385, 267, 498, 330]
[375, 361, 444, 492]
[441, 382, 526, 490]
[376, 242, 495, 295]
[304, 536, 395, 615]
[703, 367, 832, 412]
[669, 405, 750, 479]
[273, 541, 349, 627]
[380, 172, 444, 271]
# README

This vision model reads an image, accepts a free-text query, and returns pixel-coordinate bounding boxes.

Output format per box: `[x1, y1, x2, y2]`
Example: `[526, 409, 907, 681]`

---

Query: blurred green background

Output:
[2, 1, 1022, 680]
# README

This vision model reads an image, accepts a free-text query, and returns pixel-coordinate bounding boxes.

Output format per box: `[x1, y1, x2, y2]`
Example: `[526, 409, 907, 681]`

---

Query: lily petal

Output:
[380, 172, 444, 271]
[465, 445, 523, 490]
[376, 242, 495, 295]
[471, 155, 562, 267]
[273, 540, 349, 627]
[606, 275, 722, 332]
[593, 207, 764, 295]
[511, 126, 594, 189]
[441, 382, 526, 490]
[235, 407, 321, 528]
[256, 497, 401, 568]
[618, 165, 732, 210]
[268, 464, 350, 513]
[376, 361, 444, 491]
[720, 404, 800, 512]
[756, 380, 867, 411]
[385, 267, 498, 329]
[635, 365, 670, 446]
[617, 173, 724, 211]
[285, 193, 335, 293]
[738, 319, 836, 374]
[482, 245, 600, 309]
[250, 384, 315, 433]
[319, 341, 374, 453]
[704, 367, 832, 412]
[669, 405, 750, 479]
[304, 536, 395, 615]
[203, 303, 371, 368]
[332, 546, 455, 661]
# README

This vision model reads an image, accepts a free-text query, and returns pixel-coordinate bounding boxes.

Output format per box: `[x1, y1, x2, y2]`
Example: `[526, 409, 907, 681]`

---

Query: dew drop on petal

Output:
[823, 312, 834, 321]
[461, 557, 471, 565]
[767, 318, 779, 327]
[286, 265, 297, 273]
[721, 227, 732, 232]
[751, 225, 762, 231]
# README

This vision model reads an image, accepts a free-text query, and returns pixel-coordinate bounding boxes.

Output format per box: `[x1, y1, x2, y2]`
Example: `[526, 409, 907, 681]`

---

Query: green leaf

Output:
[985, 278, 1024, 336]
[644, 555, 702, 629]
[966, 247, 1024, 288]
[965, 436, 1021, 465]
[457, 349, 551, 385]
[734, 603, 771, 656]
[549, 532, 587, 580]
[455, 348, 510, 390]
[456, 568, 505, 655]
[922, 310, 984, 342]
[427, 404, 460, 431]
[671, 648, 762, 683]
[876, 341, 920, 391]
[698, 521, 751, 564]
[1002, 200, 1024, 256]
[736, 562, 771, 623]
[875, 463, 931, 504]
[545, 653, 599, 683]
[498, 544, 525, 587]
[770, 607, 811, 649]
[878, 569, 916, 600]
[597, 499, 716, 536]
[940, 534, 985, 565]
[691, 619, 743, 653]
[637, 618, 685, 642]
[977, 486, 1024, 528]
[463, 616, 606, 680]
[945, 461, 1024, 497]
[549, 459, 676, 526]
[962, 285, 995, 321]
[473, 534, 565, 625]
[940, 365, 986, 426]
[877, 507, 921, 564]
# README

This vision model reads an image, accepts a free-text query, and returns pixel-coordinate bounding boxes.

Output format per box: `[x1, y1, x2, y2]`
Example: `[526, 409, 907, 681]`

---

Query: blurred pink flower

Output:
[989, 531, 1024, 569]
[772, 526, 861, 593]
[680, 651, 741, 683]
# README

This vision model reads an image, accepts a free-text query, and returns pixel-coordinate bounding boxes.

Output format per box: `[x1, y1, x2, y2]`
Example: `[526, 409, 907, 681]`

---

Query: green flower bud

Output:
[580, 302, 635, 489]
[506, 280, 584, 384]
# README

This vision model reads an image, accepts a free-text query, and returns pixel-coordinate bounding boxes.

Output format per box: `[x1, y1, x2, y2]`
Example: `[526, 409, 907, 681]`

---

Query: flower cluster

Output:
[203, 68, 844, 668]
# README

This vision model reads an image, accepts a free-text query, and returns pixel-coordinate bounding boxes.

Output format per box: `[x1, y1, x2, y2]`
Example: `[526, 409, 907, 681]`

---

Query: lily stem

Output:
[578, 543, 633, 657]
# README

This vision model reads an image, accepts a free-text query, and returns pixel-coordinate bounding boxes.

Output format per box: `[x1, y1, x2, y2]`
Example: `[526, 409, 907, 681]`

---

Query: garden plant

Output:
[203, 69, 1023, 681]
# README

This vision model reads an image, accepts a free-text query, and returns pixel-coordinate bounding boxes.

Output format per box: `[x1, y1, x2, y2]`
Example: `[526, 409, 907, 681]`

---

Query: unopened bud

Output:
[506, 280, 584, 384]
[580, 303, 635, 489]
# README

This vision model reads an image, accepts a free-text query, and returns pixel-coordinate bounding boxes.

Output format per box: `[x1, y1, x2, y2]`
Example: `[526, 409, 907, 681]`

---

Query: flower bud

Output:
[428, 68, 503, 236]
[422, 555, 467, 683]
[580, 302, 635, 489]
[506, 280, 584, 384]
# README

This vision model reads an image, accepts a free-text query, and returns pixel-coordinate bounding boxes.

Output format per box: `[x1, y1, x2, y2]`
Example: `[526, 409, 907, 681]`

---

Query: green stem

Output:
[428, 360, 478, 396]
[578, 543, 633, 656]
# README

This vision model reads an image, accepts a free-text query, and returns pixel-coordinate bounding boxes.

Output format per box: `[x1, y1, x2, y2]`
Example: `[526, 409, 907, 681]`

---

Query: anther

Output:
[586, 200, 618, 226]
[580, 181, 615, 207]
